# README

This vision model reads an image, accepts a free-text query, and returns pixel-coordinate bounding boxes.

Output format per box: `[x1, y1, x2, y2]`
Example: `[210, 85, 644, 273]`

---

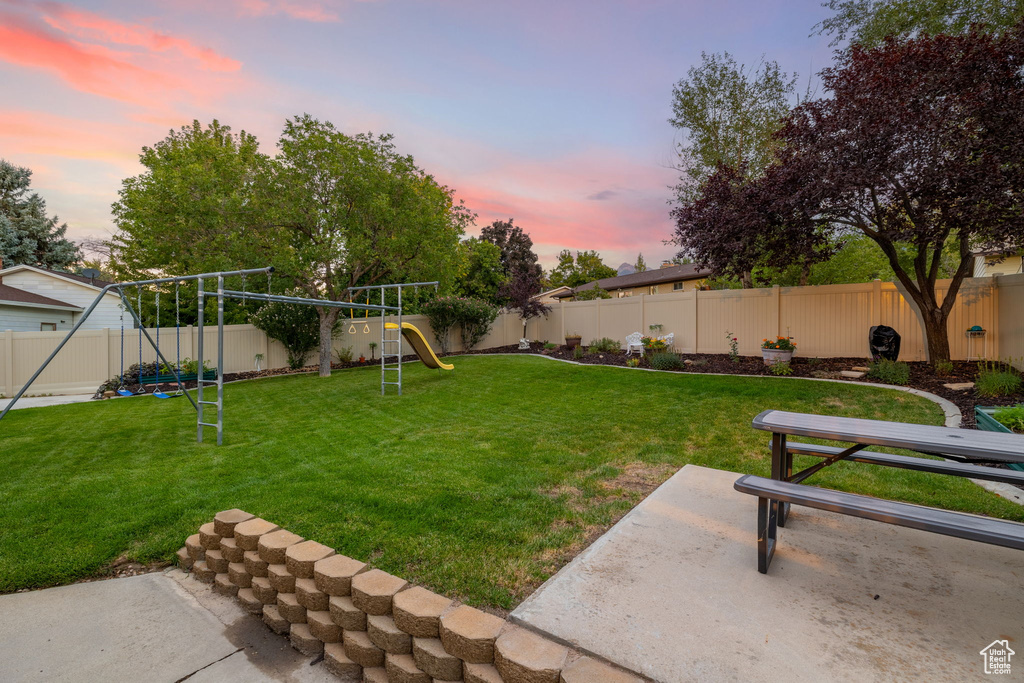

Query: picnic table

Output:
[733, 409, 1024, 572]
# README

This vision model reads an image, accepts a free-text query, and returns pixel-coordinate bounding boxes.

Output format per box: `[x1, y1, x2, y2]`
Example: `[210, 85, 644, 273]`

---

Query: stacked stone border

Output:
[178, 509, 644, 683]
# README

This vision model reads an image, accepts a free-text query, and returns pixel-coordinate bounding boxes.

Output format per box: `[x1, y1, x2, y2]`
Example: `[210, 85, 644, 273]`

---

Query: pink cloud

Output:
[234, 0, 341, 22]
[39, 4, 242, 72]
[0, 14, 184, 106]
[0, 110, 142, 168]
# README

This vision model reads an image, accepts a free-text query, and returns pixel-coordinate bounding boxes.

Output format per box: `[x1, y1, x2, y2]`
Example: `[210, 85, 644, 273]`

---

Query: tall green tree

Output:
[669, 52, 799, 286]
[0, 160, 80, 270]
[264, 115, 470, 375]
[634, 253, 647, 273]
[111, 120, 270, 281]
[455, 237, 506, 303]
[815, 0, 1024, 47]
[548, 250, 617, 288]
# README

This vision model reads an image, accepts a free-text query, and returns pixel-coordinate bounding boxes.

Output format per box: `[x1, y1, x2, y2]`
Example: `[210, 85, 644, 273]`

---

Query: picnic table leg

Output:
[771, 432, 791, 527]
[756, 494, 777, 574]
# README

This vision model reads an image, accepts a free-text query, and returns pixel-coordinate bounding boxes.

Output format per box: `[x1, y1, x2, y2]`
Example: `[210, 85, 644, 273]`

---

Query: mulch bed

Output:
[460, 342, 1023, 430]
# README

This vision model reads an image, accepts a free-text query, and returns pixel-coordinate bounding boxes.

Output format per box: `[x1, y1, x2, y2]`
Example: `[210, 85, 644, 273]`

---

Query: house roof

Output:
[554, 263, 712, 298]
[0, 284, 82, 311]
[532, 285, 573, 299]
[0, 264, 114, 289]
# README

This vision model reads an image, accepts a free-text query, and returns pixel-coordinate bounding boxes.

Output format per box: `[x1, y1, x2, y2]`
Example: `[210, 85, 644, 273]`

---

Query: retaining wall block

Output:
[494, 626, 569, 683]
[285, 540, 336, 579]
[367, 614, 412, 654]
[439, 604, 505, 664]
[351, 569, 408, 615]
[330, 595, 368, 631]
[393, 586, 452, 638]
[258, 529, 304, 565]
[233, 518, 281, 551]
[213, 508, 254, 538]
[385, 652, 431, 683]
[314, 554, 367, 596]
[198, 522, 221, 550]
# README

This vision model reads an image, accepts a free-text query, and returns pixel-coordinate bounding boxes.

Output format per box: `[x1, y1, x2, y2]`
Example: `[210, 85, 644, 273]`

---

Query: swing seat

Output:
[152, 390, 181, 399]
[116, 389, 134, 397]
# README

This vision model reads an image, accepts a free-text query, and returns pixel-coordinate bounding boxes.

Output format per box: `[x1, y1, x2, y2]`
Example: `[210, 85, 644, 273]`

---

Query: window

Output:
[40, 323, 57, 331]
[673, 282, 685, 291]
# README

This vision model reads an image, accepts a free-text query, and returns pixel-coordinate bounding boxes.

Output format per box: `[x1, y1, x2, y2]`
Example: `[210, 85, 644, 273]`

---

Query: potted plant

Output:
[368, 342, 377, 361]
[761, 336, 796, 365]
[565, 332, 582, 349]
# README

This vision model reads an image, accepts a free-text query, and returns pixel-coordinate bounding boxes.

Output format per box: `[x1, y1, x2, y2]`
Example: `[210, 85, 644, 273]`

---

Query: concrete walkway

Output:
[0, 393, 94, 411]
[512, 465, 1023, 683]
[0, 570, 335, 683]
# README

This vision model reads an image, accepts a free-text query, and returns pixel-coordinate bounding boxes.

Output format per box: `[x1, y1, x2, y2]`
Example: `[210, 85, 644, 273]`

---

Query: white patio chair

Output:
[625, 331, 644, 356]
[661, 333, 674, 351]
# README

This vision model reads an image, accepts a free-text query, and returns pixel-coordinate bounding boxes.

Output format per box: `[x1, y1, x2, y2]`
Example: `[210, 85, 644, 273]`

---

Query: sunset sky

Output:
[0, 0, 836, 269]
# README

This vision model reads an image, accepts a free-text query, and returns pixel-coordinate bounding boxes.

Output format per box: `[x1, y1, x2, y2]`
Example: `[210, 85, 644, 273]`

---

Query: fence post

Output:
[4, 329, 13, 397]
[692, 288, 699, 354]
[872, 279, 882, 327]
[772, 285, 781, 339]
[560, 299, 565, 342]
[596, 297, 602, 342]
[102, 327, 110, 381]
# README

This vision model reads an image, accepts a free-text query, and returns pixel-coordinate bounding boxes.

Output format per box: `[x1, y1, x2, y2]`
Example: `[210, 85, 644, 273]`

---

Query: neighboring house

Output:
[0, 264, 122, 332]
[553, 263, 713, 301]
[974, 250, 1023, 277]
[532, 286, 573, 304]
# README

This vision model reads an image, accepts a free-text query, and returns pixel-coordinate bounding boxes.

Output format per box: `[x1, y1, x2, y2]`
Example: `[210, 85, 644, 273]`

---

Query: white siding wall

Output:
[1, 270, 122, 329]
[0, 305, 75, 332]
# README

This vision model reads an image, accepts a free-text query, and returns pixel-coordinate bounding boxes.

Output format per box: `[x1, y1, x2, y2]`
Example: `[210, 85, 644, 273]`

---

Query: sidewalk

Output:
[0, 570, 336, 683]
[0, 393, 95, 411]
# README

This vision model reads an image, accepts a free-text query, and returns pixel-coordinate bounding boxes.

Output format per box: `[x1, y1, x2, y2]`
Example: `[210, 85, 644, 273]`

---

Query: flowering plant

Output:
[762, 336, 797, 351]
[641, 336, 667, 352]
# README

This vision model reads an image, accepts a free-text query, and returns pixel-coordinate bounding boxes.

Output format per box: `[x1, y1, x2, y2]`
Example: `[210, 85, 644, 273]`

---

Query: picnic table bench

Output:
[733, 409, 1024, 573]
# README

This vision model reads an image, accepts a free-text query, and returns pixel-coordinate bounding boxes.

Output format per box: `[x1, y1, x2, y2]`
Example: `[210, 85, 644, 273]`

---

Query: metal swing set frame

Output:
[0, 265, 437, 445]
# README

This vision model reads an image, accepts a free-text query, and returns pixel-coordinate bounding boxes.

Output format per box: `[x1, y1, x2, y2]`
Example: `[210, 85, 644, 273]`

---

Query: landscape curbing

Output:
[178, 509, 648, 683]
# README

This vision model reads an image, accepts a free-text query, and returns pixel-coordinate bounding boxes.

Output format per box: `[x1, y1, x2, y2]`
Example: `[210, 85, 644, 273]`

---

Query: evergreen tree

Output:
[0, 160, 80, 270]
[634, 253, 647, 272]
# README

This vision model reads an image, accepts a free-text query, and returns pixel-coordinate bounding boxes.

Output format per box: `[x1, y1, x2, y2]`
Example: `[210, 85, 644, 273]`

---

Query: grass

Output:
[3, 355, 1022, 608]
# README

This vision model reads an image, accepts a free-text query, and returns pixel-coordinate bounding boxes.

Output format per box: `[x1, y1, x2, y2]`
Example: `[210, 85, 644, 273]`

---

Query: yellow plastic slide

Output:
[384, 322, 454, 370]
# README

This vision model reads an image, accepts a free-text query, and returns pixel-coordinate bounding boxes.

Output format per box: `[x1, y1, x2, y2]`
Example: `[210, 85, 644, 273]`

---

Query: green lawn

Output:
[2, 355, 1021, 608]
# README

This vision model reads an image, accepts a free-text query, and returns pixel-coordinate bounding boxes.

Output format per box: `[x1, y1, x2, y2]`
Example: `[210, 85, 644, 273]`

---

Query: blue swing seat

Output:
[152, 390, 181, 399]
[116, 388, 134, 397]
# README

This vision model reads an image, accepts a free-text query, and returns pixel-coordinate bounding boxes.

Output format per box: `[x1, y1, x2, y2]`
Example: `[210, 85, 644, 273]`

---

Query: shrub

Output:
[423, 296, 499, 353]
[573, 345, 585, 360]
[250, 290, 330, 369]
[867, 359, 910, 385]
[649, 352, 682, 371]
[976, 361, 1022, 397]
[993, 404, 1024, 433]
[626, 358, 641, 368]
[458, 297, 500, 351]
[543, 341, 556, 350]
[769, 361, 793, 376]
[335, 346, 353, 364]
[934, 359, 954, 376]
[589, 337, 621, 353]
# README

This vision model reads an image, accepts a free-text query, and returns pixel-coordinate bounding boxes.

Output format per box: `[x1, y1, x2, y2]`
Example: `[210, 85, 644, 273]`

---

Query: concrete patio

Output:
[512, 465, 1023, 682]
[0, 569, 335, 683]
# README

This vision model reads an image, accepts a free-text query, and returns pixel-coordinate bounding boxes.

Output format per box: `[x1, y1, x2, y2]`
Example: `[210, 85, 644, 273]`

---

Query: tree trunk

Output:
[740, 270, 754, 289]
[920, 305, 952, 364]
[317, 307, 340, 377]
[798, 258, 811, 287]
